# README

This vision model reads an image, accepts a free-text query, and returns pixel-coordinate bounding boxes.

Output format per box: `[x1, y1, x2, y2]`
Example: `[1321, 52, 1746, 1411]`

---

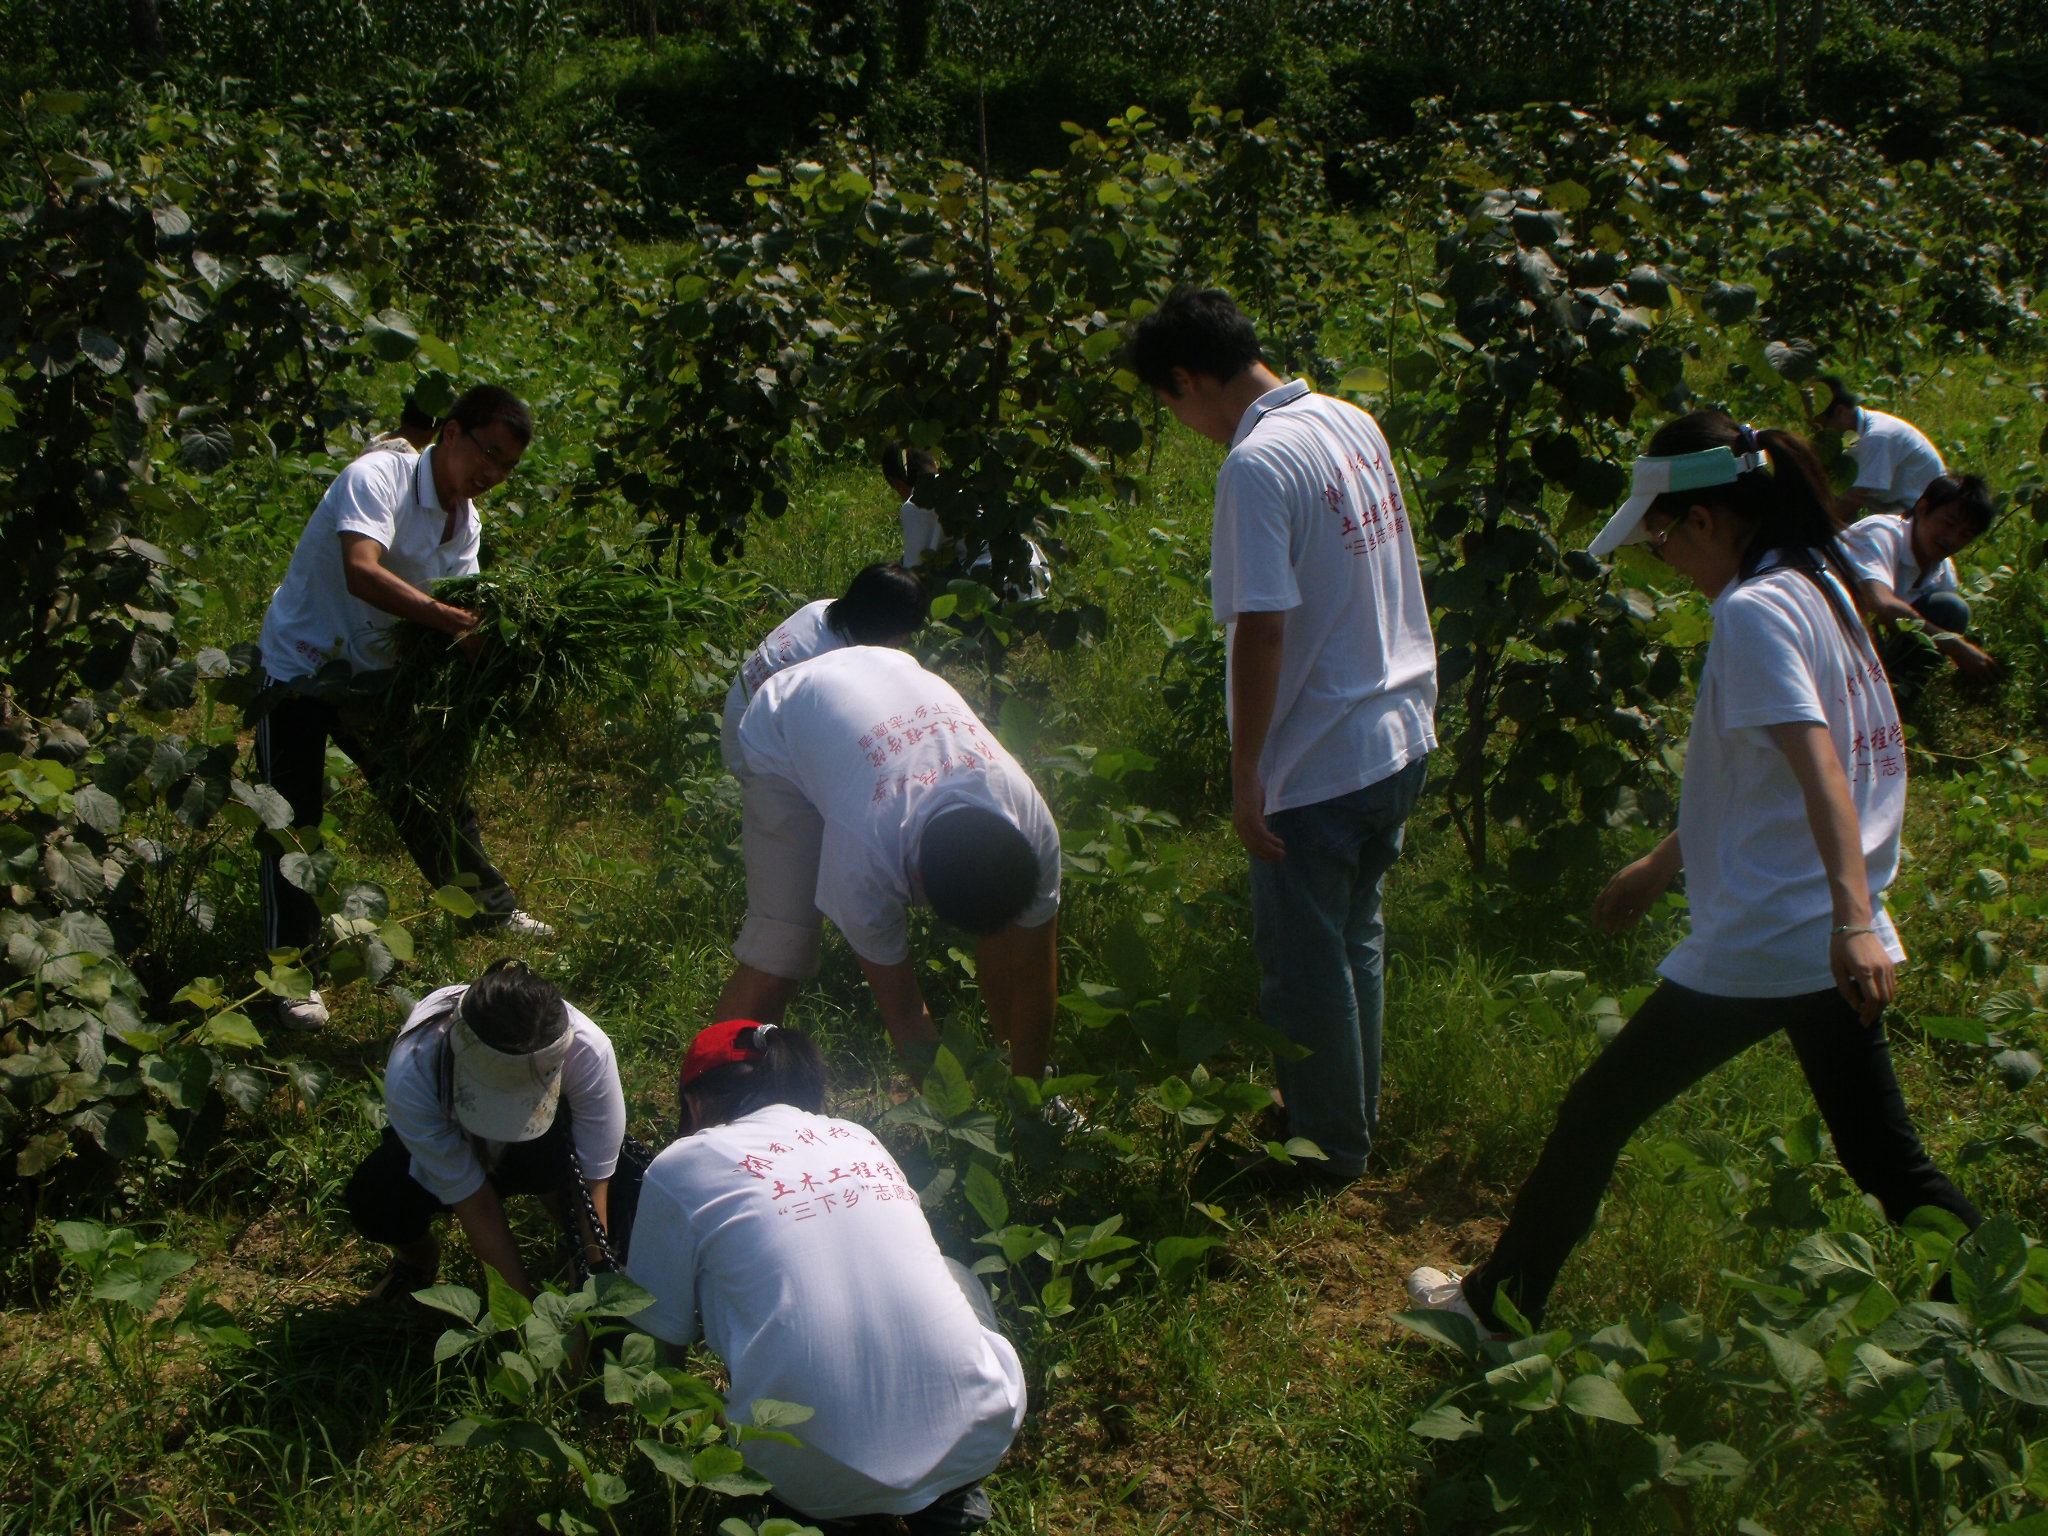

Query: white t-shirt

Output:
[1660, 565, 1907, 998]
[258, 443, 480, 681]
[721, 600, 848, 773]
[736, 647, 1060, 964]
[1210, 380, 1439, 812]
[1838, 513, 1959, 605]
[1848, 408, 1945, 512]
[900, 498, 959, 570]
[627, 1103, 1026, 1520]
[382, 984, 624, 1205]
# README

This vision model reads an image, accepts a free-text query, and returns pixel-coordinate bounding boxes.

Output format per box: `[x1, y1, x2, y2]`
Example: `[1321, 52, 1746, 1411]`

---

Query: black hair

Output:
[1125, 285, 1263, 396]
[1815, 374, 1860, 413]
[446, 384, 534, 446]
[1643, 410, 1859, 627]
[398, 398, 438, 441]
[919, 805, 1040, 935]
[826, 562, 929, 645]
[680, 1025, 827, 1134]
[446, 957, 569, 1053]
[882, 443, 938, 489]
[1918, 472, 1996, 537]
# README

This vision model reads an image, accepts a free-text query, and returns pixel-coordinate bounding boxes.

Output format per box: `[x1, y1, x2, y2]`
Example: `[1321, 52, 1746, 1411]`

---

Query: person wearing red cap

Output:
[627, 1020, 1024, 1531]
[716, 646, 1061, 1080]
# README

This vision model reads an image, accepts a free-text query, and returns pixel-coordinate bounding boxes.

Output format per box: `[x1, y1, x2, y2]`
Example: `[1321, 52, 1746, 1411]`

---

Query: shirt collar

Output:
[415, 443, 473, 527]
[1854, 406, 1871, 437]
[1231, 378, 1313, 448]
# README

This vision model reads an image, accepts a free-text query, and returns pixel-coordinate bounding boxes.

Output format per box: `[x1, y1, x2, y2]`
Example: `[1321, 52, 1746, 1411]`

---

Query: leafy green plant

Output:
[50, 1218, 249, 1397]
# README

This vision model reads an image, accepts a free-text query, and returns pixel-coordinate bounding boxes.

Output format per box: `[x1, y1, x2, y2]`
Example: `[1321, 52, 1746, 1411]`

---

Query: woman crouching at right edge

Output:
[1407, 410, 1982, 1332]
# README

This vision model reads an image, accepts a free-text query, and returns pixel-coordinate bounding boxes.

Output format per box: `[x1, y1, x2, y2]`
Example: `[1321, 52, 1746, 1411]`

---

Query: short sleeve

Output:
[1838, 522, 1897, 590]
[1850, 433, 1898, 493]
[815, 824, 909, 964]
[1714, 586, 1828, 732]
[901, 501, 943, 567]
[327, 453, 408, 546]
[562, 1013, 624, 1182]
[623, 1173, 702, 1346]
[736, 690, 797, 783]
[383, 1022, 489, 1206]
[1209, 450, 1302, 625]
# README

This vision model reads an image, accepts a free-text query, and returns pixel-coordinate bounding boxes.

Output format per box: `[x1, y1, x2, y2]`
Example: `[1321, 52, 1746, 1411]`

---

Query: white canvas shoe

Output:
[499, 910, 555, 939]
[1406, 1265, 1484, 1326]
[278, 990, 329, 1030]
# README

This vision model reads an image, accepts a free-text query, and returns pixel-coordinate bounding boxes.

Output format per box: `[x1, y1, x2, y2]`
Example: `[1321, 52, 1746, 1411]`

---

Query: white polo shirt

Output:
[736, 647, 1060, 964]
[1838, 513, 1959, 605]
[1848, 407, 1945, 512]
[258, 443, 480, 680]
[1210, 380, 1438, 812]
[1661, 565, 1907, 998]
[627, 1103, 1026, 1520]
[382, 984, 624, 1205]
[721, 600, 847, 773]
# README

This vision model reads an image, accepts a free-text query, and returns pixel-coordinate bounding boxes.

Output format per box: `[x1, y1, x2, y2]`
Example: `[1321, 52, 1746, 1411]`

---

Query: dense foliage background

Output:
[4, 3, 2048, 1532]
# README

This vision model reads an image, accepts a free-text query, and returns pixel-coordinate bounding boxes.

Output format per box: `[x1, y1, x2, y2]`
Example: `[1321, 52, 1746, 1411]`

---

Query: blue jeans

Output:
[1248, 756, 1428, 1175]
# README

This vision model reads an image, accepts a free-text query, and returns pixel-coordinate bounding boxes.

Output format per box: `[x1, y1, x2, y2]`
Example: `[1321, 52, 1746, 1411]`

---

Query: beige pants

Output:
[733, 772, 828, 980]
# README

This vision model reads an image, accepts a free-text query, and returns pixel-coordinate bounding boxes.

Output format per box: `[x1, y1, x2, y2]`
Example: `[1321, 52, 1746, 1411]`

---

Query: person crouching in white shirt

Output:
[627, 1020, 1024, 1532]
[720, 564, 930, 775]
[1838, 473, 2000, 699]
[716, 647, 1062, 1081]
[1405, 412, 1981, 1335]
[345, 959, 624, 1304]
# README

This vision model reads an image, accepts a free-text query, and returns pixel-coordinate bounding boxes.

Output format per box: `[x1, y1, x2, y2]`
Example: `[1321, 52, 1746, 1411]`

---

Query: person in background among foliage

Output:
[254, 385, 553, 1031]
[884, 442, 1051, 601]
[1127, 285, 1438, 1185]
[716, 646, 1062, 1082]
[627, 1019, 1023, 1533]
[720, 563, 930, 774]
[1406, 412, 1982, 1334]
[1839, 472, 2001, 699]
[1812, 375, 1945, 521]
[346, 958, 623, 1304]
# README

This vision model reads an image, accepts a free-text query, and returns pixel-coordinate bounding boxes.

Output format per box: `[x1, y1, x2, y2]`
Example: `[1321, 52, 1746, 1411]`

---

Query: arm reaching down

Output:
[976, 915, 1058, 1082]
[1767, 719, 1894, 1023]
[1228, 610, 1288, 861]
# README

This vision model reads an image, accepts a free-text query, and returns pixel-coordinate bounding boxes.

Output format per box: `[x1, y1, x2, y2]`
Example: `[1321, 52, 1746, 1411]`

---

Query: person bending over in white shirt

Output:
[254, 385, 552, 1031]
[345, 959, 625, 1304]
[720, 564, 930, 774]
[1406, 411, 1981, 1335]
[628, 1020, 1023, 1532]
[718, 647, 1062, 1080]
[1839, 473, 2000, 691]
[1811, 375, 1945, 520]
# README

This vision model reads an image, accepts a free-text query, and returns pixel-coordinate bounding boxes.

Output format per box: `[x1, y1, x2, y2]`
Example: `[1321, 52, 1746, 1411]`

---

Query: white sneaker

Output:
[278, 990, 329, 1030]
[1406, 1265, 1484, 1326]
[1041, 1093, 1088, 1132]
[500, 910, 555, 939]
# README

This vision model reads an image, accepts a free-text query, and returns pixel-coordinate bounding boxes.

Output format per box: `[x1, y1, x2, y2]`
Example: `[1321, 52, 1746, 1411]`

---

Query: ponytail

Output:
[825, 562, 929, 645]
[1643, 410, 1859, 630]
[679, 1025, 828, 1134]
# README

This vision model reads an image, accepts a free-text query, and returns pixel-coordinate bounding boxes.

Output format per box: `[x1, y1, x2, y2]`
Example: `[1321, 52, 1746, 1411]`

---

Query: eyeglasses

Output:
[459, 422, 516, 469]
[1643, 518, 1674, 554]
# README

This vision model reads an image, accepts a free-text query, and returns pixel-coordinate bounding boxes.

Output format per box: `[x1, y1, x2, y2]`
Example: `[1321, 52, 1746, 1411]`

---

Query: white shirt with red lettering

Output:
[626, 1103, 1026, 1520]
[721, 600, 846, 773]
[1209, 380, 1438, 813]
[1661, 563, 1907, 997]
[735, 647, 1060, 964]
[1839, 512, 1959, 606]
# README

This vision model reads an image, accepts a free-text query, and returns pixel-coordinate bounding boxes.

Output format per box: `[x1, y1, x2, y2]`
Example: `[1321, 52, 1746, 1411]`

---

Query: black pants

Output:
[256, 690, 515, 951]
[764, 1482, 992, 1534]
[1465, 980, 1981, 1328]
[345, 1123, 571, 1246]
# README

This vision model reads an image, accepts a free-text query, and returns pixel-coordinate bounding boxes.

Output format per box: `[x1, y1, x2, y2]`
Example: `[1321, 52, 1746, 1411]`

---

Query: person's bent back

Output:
[626, 1022, 1023, 1529]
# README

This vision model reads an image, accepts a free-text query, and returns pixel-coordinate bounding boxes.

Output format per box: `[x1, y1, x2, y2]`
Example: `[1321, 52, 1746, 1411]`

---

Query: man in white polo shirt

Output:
[718, 646, 1061, 1079]
[1813, 376, 1946, 519]
[1128, 286, 1437, 1182]
[255, 386, 551, 1028]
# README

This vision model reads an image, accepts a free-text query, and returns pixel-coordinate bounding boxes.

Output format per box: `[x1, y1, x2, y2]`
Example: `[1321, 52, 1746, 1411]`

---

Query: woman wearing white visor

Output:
[1407, 410, 1981, 1332]
[346, 958, 625, 1302]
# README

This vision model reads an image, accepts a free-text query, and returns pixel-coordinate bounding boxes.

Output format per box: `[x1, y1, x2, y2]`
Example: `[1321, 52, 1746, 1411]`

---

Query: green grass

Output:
[4, 259, 2047, 1535]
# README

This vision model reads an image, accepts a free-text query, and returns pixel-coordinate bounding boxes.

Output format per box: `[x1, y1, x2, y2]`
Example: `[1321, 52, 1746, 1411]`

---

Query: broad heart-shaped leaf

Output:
[280, 851, 337, 896]
[366, 308, 421, 362]
[1561, 1372, 1642, 1424]
[964, 1160, 1009, 1233]
[413, 1283, 483, 1326]
[1956, 1215, 2031, 1328]
[282, 1056, 333, 1107]
[1749, 1323, 1826, 1397]
[434, 1326, 489, 1364]
[747, 1399, 816, 1430]
[198, 1011, 263, 1050]
[691, 1443, 771, 1496]
[1393, 1307, 1482, 1356]
[1970, 1325, 2048, 1407]
[228, 779, 293, 830]
[1844, 1342, 1929, 1421]
[921, 1046, 974, 1121]
[1701, 281, 1758, 325]
[637, 1437, 700, 1486]
[1485, 1353, 1562, 1411]
[1151, 1234, 1223, 1287]
[1409, 1402, 1483, 1440]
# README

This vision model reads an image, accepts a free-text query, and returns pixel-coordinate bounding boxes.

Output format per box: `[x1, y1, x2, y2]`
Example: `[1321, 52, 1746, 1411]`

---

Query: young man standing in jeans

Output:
[1129, 287, 1437, 1181]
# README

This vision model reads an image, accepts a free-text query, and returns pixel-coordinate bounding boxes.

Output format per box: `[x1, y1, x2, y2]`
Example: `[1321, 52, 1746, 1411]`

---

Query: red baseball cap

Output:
[681, 1019, 774, 1089]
